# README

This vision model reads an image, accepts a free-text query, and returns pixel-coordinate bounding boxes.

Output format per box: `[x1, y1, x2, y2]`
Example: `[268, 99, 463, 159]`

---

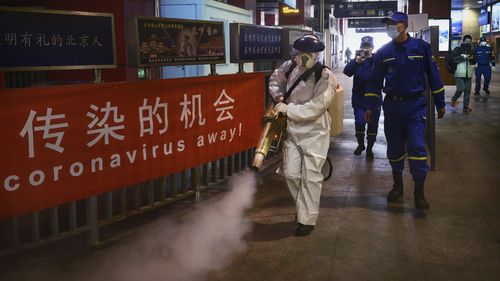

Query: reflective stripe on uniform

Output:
[408, 55, 423, 59]
[367, 132, 377, 136]
[383, 57, 395, 63]
[364, 93, 380, 97]
[389, 154, 407, 162]
[432, 87, 444, 94]
[408, 156, 427, 161]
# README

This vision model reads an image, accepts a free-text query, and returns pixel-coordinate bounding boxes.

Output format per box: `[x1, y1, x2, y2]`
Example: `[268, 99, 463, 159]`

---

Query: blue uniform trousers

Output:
[475, 65, 492, 93]
[354, 106, 380, 141]
[383, 96, 429, 182]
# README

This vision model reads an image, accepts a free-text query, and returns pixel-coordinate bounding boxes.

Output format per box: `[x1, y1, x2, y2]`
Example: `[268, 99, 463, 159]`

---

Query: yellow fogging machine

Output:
[250, 103, 287, 172]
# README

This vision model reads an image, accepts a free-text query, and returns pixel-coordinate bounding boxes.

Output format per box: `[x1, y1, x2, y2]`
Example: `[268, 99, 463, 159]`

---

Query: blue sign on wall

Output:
[479, 11, 489, 26]
[0, 8, 116, 71]
[451, 10, 463, 39]
[230, 24, 283, 62]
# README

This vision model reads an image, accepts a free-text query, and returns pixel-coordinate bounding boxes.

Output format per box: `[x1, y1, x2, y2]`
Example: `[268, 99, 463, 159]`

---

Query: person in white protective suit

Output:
[269, 34, 338, 236]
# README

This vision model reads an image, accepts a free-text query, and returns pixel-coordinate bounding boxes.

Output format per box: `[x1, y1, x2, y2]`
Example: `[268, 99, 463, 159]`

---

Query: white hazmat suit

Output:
[269, 59, 337, 226]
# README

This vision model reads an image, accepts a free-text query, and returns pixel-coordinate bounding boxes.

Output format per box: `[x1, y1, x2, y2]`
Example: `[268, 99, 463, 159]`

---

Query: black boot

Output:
[354, 125, 365, 155]
[295, 223, 315, 236]
[366, 139, 375, 160]
[484, 88, 490, 95]
[387, 171, 403, 202]
[354, 136, 365, 155]
[414, 181, 430, 209]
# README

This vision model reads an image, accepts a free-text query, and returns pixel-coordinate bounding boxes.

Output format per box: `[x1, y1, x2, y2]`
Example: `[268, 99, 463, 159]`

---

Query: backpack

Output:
[445, 51, 457, 74]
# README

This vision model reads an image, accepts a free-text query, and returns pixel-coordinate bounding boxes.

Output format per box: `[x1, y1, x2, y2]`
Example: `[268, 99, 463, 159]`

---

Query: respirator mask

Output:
[296, 52, 319, 69]
[386, 25, 400, 40]
[480, 41, 487, 47]
[462, 41, 471, 50]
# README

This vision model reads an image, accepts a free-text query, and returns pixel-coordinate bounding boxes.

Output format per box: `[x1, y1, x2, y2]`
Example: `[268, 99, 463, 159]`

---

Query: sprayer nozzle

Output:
[250, 166, 259, 173]
[252, 153, 265, 172]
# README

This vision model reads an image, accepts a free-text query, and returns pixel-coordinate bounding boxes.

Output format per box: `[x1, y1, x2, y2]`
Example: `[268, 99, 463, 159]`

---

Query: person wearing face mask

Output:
[451, 35, 477, 112]
[269, 34, 338, 236]
[474, 36, 495, 96]
[363, 12, 446, 210]
[343, 36, 380, 159]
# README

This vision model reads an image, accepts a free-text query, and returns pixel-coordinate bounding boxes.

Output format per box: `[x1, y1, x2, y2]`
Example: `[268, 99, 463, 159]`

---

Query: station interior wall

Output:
[160, 0, 253, 78]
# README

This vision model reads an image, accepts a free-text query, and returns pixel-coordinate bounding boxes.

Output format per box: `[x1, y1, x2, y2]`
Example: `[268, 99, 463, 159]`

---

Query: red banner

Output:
[0, 73, 264, 220]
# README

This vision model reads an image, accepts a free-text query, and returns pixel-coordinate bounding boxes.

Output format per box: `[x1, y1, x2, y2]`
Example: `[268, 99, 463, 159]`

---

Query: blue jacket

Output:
[475, 45, 495, 66]
[343, 56, 375, 108]
[364, 36, 445, 111]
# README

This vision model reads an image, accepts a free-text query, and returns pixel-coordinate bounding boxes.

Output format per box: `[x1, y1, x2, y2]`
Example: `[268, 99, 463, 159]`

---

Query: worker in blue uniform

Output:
[474, 36, 495, 95]
[364, 12, 446, 209]
[343, 36, 380, 159]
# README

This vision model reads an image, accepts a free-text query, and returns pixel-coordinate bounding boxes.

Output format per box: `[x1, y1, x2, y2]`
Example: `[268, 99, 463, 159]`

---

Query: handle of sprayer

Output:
[271, 96, 287, 105]
[272, 96, 287, 118]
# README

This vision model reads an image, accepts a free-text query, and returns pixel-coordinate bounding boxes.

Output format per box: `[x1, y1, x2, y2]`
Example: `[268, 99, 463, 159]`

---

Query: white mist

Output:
[95, 171, 257, 281]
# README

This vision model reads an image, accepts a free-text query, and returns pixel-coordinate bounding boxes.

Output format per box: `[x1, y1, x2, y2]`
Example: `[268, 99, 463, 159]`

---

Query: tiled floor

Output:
[206, 67, 500, 281]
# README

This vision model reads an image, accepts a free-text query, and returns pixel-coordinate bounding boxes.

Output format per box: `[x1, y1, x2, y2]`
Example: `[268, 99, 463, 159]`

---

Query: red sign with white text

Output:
[0, 73, 264, 219]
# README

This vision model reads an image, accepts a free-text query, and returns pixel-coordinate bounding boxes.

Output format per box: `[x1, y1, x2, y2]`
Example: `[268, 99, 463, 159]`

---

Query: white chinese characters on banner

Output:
[5, 33, 17, 46]
[79, 35, 89, 47]
[2, 32, 104, 48]
[21, 32, 33, 47]
[86, 102, 125, 147]
[36, 33, 50, 47]
[180, 94, 206, 129]
[17, 91, 236, 159]
[139, 97, 168, 137]
[213, 89, 235, 122]
[91, 36, 103, 47]
[51, 34, 63, 47]
[66, 35, 77, 46]
[19, 108, 69, 158]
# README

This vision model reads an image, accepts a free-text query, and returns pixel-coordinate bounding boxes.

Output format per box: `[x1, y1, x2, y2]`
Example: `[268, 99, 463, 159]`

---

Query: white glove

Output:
[492, 66, 496, 72]
[461, 54, 468, 59]
[274, 102, 288, 115]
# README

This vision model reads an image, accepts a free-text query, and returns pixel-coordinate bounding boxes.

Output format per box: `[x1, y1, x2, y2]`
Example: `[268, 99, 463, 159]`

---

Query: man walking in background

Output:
[474, 36, 495, 96]
[345, 47, 352, 63]
[451, 35, 476, 112]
